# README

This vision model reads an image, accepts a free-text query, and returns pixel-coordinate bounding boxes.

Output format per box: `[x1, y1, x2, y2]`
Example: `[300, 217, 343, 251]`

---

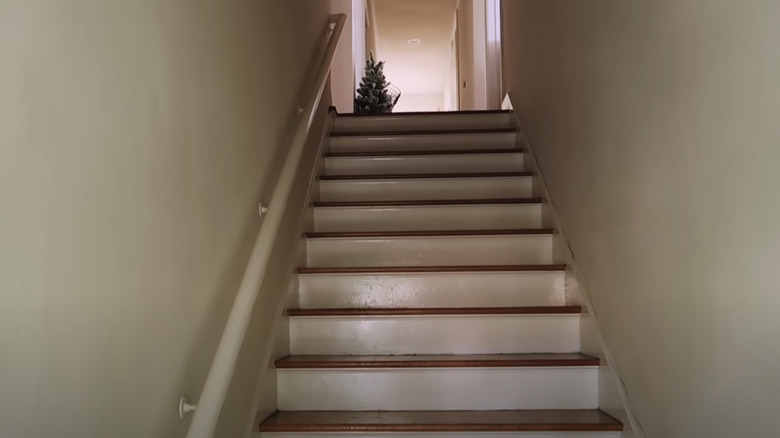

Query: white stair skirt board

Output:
[332, 112, 513, 133]
[277, 367, 598, 411]
[313, 204, 542, 232]
[328, 131, 516, 153]
[289, 314, 580, 355]
[261, 433, 622, 438]
[318, 176, 533, 202]
[298, 271, 566, 309]
[305, 235, 553, 267]
[323, 152, 525, 175]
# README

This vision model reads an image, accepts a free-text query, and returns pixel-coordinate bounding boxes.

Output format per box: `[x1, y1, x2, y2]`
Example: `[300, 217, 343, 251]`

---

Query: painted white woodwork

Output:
[324, 152, 525, 175]
[277, 366, 598, 411]
[306, 234, 553, 266]
[318, 175, 533, 202]
[329, 130, 516, 153]
[313, 204, 542, 232]
[289, 314, 580, 355]
[262, 433, 620, 438]
[332, 112, 512, 133]
[298, 271, 566, 309]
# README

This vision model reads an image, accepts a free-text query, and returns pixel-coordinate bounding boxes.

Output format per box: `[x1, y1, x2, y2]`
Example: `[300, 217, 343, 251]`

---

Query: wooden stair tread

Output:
[336, 109, 512, 117]
[313, 197, 543, 208]
[298, 264, 566, 274]
[276, 353, 599, 369]
[320, 171, 532, 181]
[325, 148, 522, 158]
[260, 409, 623, 432]
[330, 127, 516, 138]
[288, 306, 581, 317]
[305, 228, 554, 238]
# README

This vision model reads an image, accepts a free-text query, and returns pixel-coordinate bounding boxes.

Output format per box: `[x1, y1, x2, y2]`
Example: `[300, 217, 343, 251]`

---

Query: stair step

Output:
[331, 127, 516, 138]
[260, 410, 622, 433]
[324, 150, 525, 175]
[299, 269, 565, 309]
[313, 197, 543, 208]
[289, 309, 580, 355]
[306, 228, 554, 238]
[332, 110, 513, 133]
[276, 353, 598, 369]
[305, 233, 554, 267]
[325, 147, 520, 157]
[276, 364, 597, 411]
[318, 174, 533, 202]
[288, 306, 580, 317]
[275, 354, 600, 410]
[319, 171, 532, 180]
[313, 202, 542, 232]
[328, 130, 516, 153]
[297, 264, 566, 274]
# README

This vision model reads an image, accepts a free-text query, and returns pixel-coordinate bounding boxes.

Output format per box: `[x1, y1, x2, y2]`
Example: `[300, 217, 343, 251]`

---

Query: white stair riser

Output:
[262, 433, 621, 438]
[318, 177, 533, 202]
[324, 153, 525, 175]
[306, 235, 553, 267]
[313, 205, 542, 232]
[329, 131, 516, 153]
[298, 272, 566, 309]
[277, 367, 598, 411]
[289, 315, 580, 355]
[333, 113, 513, 133]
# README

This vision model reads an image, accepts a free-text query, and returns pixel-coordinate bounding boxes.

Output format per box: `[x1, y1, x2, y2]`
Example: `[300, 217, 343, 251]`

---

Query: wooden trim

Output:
[324, 148, 523, 158]
[297, 264, 566, 274]
[319, 171, 533, 181]
[336, 109, 511, 117]
[275, 353, 599, 369]
[287, 306, 581, 317]
[260, 410, 623, 433]
[330, 127, 516, 137]
[305, 228, 555, 239]
[312, 197, 543, 208]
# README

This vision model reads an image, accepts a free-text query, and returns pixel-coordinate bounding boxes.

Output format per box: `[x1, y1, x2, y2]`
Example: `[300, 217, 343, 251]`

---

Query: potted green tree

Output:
[354, 53, 401, 114]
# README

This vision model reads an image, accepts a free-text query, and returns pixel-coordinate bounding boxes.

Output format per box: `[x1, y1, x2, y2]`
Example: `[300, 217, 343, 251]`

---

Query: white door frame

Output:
[485, 0, 503, 109]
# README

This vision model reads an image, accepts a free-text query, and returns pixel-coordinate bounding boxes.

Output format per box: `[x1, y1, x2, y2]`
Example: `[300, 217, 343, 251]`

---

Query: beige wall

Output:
[502, 1, 780, 437]
[330, 0, 356, 113]
[394, 93, 444, 112]
[0, 1, 329, 437]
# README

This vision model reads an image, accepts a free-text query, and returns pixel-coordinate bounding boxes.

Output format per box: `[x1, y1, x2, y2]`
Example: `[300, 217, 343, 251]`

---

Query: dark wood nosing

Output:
[305, 228, 555, 239]
[297, 264, 567, 274]
[330, 127, 516, 138]
[325, 147, 523, 158]
[288, 306, 581, 317]
[312, 197, 543, 208]
[319, 171, 533, 181]
[260, 410, 623, 433]
[275, 353, 599, 369]
[335, 109, 511, 117]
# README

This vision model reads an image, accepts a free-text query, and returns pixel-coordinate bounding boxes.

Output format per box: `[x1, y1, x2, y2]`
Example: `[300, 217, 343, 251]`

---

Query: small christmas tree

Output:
[354, 53, 400, 114]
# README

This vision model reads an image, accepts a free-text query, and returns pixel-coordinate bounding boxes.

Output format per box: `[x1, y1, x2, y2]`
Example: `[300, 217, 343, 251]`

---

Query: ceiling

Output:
[372, 0, 459, 96]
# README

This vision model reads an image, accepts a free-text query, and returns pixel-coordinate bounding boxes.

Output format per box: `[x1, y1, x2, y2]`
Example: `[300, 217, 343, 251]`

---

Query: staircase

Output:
[259, 110, 623, 437]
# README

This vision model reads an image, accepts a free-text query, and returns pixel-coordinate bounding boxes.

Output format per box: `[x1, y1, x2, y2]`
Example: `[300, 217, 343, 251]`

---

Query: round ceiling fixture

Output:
[408, 38, 421, 45]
